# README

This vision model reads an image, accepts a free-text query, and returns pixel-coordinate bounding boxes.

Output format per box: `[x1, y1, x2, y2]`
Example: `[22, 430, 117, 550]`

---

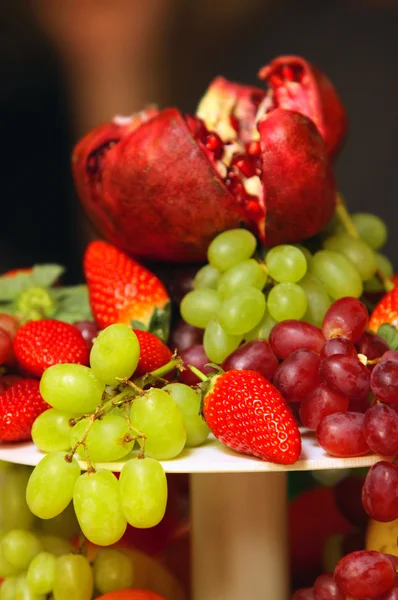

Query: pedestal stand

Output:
[191, 471, 288, 600]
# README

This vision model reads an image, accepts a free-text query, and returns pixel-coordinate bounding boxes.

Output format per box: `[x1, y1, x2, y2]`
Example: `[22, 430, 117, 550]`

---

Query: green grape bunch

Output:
[22, 322, 209, 552]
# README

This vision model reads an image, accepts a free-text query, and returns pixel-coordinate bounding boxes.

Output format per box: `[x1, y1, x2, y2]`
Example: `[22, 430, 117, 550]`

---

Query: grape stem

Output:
[188, 365, 209, 382]
[66, 356, 183, 470]
[335, 194, 394, 292]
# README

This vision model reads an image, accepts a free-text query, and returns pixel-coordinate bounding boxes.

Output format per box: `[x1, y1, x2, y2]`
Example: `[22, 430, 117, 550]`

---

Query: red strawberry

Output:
[84, 241, 170, 341]
[3, 267, 32, 277]
[202, 369, 301, 465]
[0, 379, 49, 441]
[133, 329, 173, 378]
[369, 286, 398, 332]
[14, 319, 89, 377]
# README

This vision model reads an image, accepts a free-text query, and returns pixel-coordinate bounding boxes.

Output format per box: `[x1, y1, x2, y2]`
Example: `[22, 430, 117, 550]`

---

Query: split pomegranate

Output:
[72, 56, 344, 262]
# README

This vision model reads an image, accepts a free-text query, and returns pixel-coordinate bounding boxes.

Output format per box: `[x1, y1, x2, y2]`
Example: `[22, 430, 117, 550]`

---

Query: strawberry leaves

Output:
[0, 264, 93, 325]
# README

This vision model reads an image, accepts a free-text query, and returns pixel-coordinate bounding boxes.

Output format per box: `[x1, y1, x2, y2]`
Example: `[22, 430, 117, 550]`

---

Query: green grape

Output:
[53, 554, 93, 600]
[0, 545, 20, 578]
[323, 232, 377, 281]
[310, 250, 363, 299]
[180, 289, 221, 329]
[0, 576, 17, 600]
[207, 229, 257, 271]
[93, 548, 134, 594]
[203, 317, 242, 363]
[162, 383, 209, 447]
[0, 466, 35, 532]
[376, 252, 394, 277]
[90, 324, 140, 385]
[298, 273, 332, 327]
[266, 244, 307, 283]
[27, 552, 56, 594]
[323, 533, 344, 573]
[267, 283, 308, 322]
[38, 502, 80, 539]
[119, 458, 167, 528]
[0, 530, 42, 570]
[73, 470, 126, 546]
[244, 310, 277, 342]
[130, 388, 186, 460]
[217, 259, 267, 299]
[70, 414, 134, 462]
[351, 212, 388, 250]
[15, 574, 46, 600]
[219, 287, 266, 335]
[32, 409, 77, 453]
[292, 244, 312, 265]
[40, 364, 105, 413]
[36, 535, 73, 557]
[312, 468, 351, 487]
[26, 453, 81, 520]
[194, 264, 221, 289]
[364, 252, 394, 292]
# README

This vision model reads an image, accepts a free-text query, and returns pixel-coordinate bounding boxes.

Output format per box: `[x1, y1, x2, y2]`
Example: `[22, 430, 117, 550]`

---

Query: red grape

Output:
[362, 461, 398, 522]
[382, 350, 398, 364]
[357, 331, 389, 361]
[375, 584, 398, 600]
[222, 340, 278, 380]
[363, 403, 398, 456]
[269, 320, 325, 359]
[386, 554, 398, 572]
[322, 297, 368, 343]
[292, 589, 316, 600]
[273, 349, 320, 403]
[178, 345, 214, 386]
[334, 550, 395, 598]
[0, 314, 19, 339]
[299, 384, 348, 431]
[316, 412, 369, 457]
[0, 328, 13, 365]
[348, 395, 372, 413]
[320, 355, 370, 398]
[371, 360, 398, 403]
[334, 476, 368, 528]
[313, 573, 344, 600]
[73, 320, 98, 351]
[169, 319, 203, 353]
[320, 336, 357, 360]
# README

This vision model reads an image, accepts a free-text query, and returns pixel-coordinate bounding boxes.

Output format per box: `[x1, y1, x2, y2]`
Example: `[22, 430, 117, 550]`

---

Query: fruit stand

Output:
[0, 436, 382, 599]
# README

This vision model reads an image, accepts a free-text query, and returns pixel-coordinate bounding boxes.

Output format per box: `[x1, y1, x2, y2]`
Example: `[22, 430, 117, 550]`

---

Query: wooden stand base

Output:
[191, 472, 289, 600]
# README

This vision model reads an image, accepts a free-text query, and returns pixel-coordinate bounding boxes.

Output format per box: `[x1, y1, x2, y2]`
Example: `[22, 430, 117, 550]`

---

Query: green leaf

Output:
[147, 303, 171, 343]
[31, 264, 65, 288]
[52, 285, 93, 324]
[377, 323, 398, 350]
[130, 320, 147, 331]
[0, 273, 37, 301]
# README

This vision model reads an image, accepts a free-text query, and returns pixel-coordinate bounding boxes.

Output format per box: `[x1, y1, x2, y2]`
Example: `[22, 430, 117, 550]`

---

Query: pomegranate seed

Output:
[230, 114, 240, 133]
[205, 132, 224, 160]
[246, 141, 261, 156]
[282, 65, 295, 81]
[231, 153, 257, 178]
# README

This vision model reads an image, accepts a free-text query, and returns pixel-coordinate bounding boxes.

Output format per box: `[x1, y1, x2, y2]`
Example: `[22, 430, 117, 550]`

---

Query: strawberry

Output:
[14, 319, 89, 377]
[369, 286, 398, 332]
[133, 329, 173, 377]
[84, 241, 170, 341]
[202, 369, 301, 465]
[0, 379, 49, 441]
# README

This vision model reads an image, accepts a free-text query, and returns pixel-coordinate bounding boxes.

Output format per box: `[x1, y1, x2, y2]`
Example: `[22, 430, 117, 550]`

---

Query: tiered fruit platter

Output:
[0, 54, 397, 600]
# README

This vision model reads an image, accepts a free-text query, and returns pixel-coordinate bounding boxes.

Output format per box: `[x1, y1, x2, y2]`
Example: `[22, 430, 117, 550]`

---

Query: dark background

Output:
[1, 0, 397, 280]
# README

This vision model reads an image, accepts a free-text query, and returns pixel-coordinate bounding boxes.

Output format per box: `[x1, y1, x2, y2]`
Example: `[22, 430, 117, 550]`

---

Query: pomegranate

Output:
[258, 55, 348, 159]
[72, 56, 343, 263]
